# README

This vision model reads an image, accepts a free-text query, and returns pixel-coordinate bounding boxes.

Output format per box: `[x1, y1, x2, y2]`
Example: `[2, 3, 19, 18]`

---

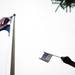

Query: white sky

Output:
[16, 0, 75, 75]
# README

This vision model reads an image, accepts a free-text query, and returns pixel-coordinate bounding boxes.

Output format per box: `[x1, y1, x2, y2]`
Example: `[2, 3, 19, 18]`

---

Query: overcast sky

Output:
[0, 0, 75, 75]
[16, 0, 75, 75]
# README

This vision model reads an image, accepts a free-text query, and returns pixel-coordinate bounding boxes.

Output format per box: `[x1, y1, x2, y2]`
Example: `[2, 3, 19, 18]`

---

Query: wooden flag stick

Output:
[10, 14, 16, 75]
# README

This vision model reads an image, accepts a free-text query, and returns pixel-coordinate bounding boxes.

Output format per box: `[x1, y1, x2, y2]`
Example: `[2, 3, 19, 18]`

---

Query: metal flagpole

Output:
[10, 14, 16, 75]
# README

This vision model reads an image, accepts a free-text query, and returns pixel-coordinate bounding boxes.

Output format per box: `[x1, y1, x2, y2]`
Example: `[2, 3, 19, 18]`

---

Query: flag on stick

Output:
[40, 52, 53, 63]
[0, 14, 15, 75]
[40, 52, 60, 63]
[40, 52, 75, 68]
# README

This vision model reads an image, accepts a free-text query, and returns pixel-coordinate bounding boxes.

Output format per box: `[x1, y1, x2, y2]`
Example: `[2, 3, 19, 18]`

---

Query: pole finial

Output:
[13, 14, 16, 16]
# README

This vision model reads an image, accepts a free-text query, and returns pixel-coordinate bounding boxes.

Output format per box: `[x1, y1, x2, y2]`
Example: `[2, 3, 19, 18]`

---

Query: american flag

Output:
[40, 52, 53, 63]
[0, 17, 10, 32]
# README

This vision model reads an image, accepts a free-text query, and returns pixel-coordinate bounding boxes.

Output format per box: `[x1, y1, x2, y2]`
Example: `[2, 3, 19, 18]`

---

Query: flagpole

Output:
[10, 14, 16, 75]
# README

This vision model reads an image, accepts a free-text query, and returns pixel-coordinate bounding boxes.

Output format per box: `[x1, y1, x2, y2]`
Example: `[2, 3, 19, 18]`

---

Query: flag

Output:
[0, 24, 10, 32]
[0, 17, 10, 33]
[40, 52, 53, 63]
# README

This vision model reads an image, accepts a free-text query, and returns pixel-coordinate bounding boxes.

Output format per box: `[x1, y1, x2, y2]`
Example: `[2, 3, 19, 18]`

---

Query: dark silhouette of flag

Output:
[40, 52, 53, 63]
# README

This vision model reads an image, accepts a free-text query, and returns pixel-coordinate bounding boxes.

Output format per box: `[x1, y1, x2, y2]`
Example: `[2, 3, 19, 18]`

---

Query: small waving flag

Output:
[40, 52, 53, 63]
[0, 17, 10, 33]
